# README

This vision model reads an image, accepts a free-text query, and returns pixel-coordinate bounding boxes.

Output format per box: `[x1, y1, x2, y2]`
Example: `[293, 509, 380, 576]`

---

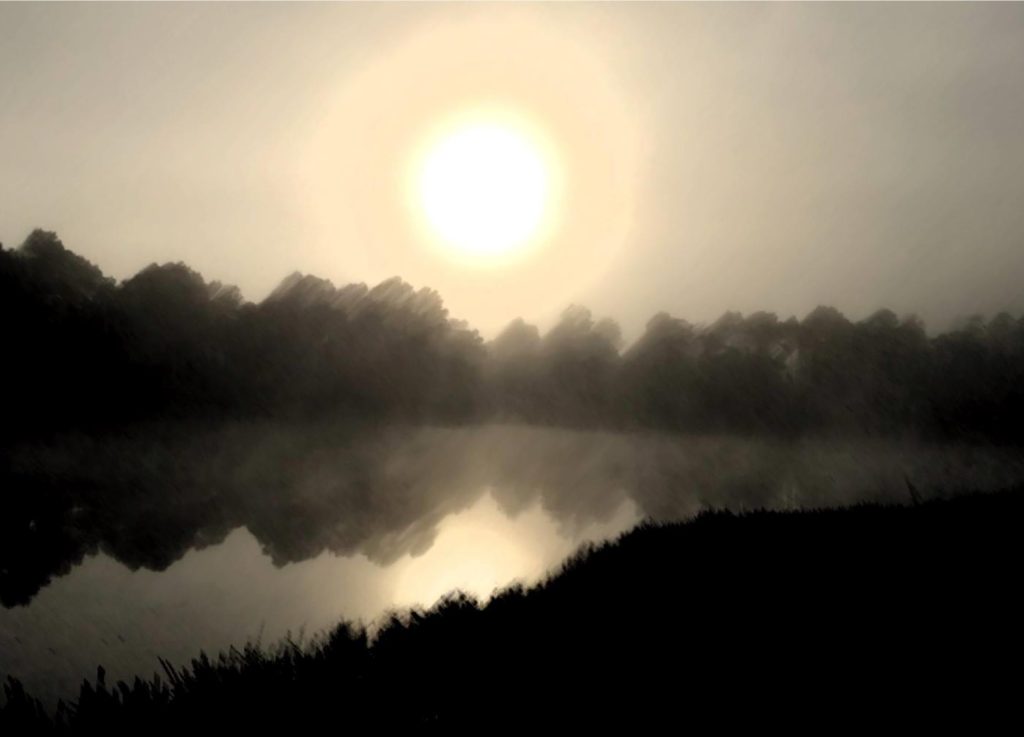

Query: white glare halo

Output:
[414, 116, 554, 263]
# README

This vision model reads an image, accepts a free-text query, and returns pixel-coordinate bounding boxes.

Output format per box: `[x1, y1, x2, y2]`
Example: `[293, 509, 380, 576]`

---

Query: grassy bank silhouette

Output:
[3, 487, 1019, 731]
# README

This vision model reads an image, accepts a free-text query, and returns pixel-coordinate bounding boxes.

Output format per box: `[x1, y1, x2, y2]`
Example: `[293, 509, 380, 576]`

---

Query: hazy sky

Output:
[3, 3, 1024, 339]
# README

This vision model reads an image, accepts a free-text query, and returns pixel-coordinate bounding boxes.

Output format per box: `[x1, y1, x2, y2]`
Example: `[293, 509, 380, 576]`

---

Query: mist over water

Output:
[3, 423, 1023, 705]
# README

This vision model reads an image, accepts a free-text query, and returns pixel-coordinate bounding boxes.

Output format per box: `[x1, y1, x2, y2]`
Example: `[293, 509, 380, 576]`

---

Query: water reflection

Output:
[0, 489, 638, 706]
[3, 423, 1024, 704]
[392, 492, 639, 607]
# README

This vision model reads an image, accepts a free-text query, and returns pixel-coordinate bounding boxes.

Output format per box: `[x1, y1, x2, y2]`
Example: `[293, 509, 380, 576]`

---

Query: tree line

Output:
[3, 229, 1022, 442]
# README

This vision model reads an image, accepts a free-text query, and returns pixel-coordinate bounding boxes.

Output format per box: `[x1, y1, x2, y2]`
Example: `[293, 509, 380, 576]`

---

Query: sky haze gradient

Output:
[3, 3, 1023, 339]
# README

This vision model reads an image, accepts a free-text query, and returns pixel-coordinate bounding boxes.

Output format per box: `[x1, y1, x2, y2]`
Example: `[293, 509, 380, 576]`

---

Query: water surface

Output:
[3, 424, 1022, 704]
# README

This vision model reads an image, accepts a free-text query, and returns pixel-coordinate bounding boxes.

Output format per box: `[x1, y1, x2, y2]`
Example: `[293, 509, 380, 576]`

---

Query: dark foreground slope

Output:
[3, 490, 1022, 731]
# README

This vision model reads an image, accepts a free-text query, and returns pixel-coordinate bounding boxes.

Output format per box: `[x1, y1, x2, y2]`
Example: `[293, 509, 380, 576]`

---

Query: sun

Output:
[411, 110, 559, 265]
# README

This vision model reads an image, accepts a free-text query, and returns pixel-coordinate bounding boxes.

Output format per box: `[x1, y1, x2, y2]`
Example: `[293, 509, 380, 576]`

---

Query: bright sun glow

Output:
[391, 491, 642, 610]
[414, 113, 556, 263]
[392, 494, 546, 607]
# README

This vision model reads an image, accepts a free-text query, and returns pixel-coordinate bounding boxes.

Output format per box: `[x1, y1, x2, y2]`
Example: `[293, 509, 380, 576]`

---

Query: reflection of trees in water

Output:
[4, 422, 1023, 608]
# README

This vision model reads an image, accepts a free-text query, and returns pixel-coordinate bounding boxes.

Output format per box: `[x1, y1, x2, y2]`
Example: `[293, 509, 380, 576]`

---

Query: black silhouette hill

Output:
[2, 488, 1019, 731]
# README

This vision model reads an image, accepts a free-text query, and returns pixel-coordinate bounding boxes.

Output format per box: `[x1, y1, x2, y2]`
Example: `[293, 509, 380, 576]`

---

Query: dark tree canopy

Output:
[3, 229, 1024, 443]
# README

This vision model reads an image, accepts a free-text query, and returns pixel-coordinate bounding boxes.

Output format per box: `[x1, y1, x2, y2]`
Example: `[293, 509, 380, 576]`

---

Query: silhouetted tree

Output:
[4, 229, 1024, 442]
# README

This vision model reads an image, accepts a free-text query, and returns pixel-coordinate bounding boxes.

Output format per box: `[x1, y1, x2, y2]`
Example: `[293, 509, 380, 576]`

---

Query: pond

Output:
[3, 423, 1022, 704]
